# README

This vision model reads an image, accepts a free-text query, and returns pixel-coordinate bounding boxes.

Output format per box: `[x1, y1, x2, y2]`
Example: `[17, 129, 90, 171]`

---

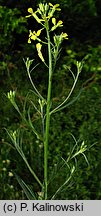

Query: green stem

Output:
[44, 28, 52, 199]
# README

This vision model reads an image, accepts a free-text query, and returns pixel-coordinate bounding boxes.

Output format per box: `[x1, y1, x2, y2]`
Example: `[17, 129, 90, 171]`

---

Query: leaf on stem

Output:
[6, 128, 43, 187]
[51, 165, 75, 199]
[15, 173, 37, 200]
[28, 108, 42, 141]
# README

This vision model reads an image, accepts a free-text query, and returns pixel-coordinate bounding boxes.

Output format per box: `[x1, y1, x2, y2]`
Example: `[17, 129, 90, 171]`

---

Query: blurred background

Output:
[0, 0, 101, 199]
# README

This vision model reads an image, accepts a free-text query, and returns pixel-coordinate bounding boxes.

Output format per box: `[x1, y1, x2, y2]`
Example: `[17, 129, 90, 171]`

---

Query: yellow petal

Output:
[56, 8, 61, 11]
[61, 32, 68, 39]
[36, 29, 42, 36]
[52, 17, 56, 25]
[49, 3, 53, 7]
[31, 35, 37, 40]
[28, 38, 31, 43]
[54, 4, 60, 8]
[39, 54, 44, 62]
[57, 20, 63, 26]
[62, 33, 68, 37]
[36, 43, 42, 51]
[28, 8, 33, 13]
[36, 43, 44, 62]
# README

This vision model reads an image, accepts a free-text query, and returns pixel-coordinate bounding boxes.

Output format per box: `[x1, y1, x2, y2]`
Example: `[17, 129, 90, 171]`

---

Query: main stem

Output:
[44, 28, 52, 199]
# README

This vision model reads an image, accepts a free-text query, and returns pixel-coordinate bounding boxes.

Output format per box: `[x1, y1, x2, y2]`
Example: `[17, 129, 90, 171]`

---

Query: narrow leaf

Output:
[15, 173, 36, 200]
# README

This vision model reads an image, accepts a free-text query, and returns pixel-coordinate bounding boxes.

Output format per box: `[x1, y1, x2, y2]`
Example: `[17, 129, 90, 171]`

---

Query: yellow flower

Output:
[51, 19, 63, 31]
[61, 32, 68, 40]
[28, 29, 42, 43]
[28, 8, 33, 13]
[49, 3, 61, 11]
[36, 29, 42, 36]
[57, 20, 63, 26]
[36, 43, 44, 62]
[52, 17, 56, 25]
[27, 8, 43, 23]
[30, 34, 36, 41]
[48, 3, 61, 19]
[26, 8, 33, 18]
[28, 38, 31, 43]
[49, 3, 54, 7]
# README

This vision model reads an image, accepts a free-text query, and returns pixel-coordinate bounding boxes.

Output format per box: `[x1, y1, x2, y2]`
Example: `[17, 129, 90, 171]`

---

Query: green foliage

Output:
[0, 5, 28, 92]
[0, 6, 27, 50]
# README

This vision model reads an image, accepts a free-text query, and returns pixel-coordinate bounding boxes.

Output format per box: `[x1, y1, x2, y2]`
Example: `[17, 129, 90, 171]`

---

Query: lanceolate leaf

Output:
[15, 173, 36, 200]
[6, 128, 43, 187]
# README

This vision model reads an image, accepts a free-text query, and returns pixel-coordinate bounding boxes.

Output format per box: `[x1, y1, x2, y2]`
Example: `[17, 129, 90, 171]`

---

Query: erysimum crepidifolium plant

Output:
[6, 2, 89, 200]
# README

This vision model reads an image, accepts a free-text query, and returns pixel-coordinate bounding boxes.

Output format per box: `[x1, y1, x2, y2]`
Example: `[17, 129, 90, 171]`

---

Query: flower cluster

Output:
[26, 3, 68, 63]
[26, 3, 61, 22]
